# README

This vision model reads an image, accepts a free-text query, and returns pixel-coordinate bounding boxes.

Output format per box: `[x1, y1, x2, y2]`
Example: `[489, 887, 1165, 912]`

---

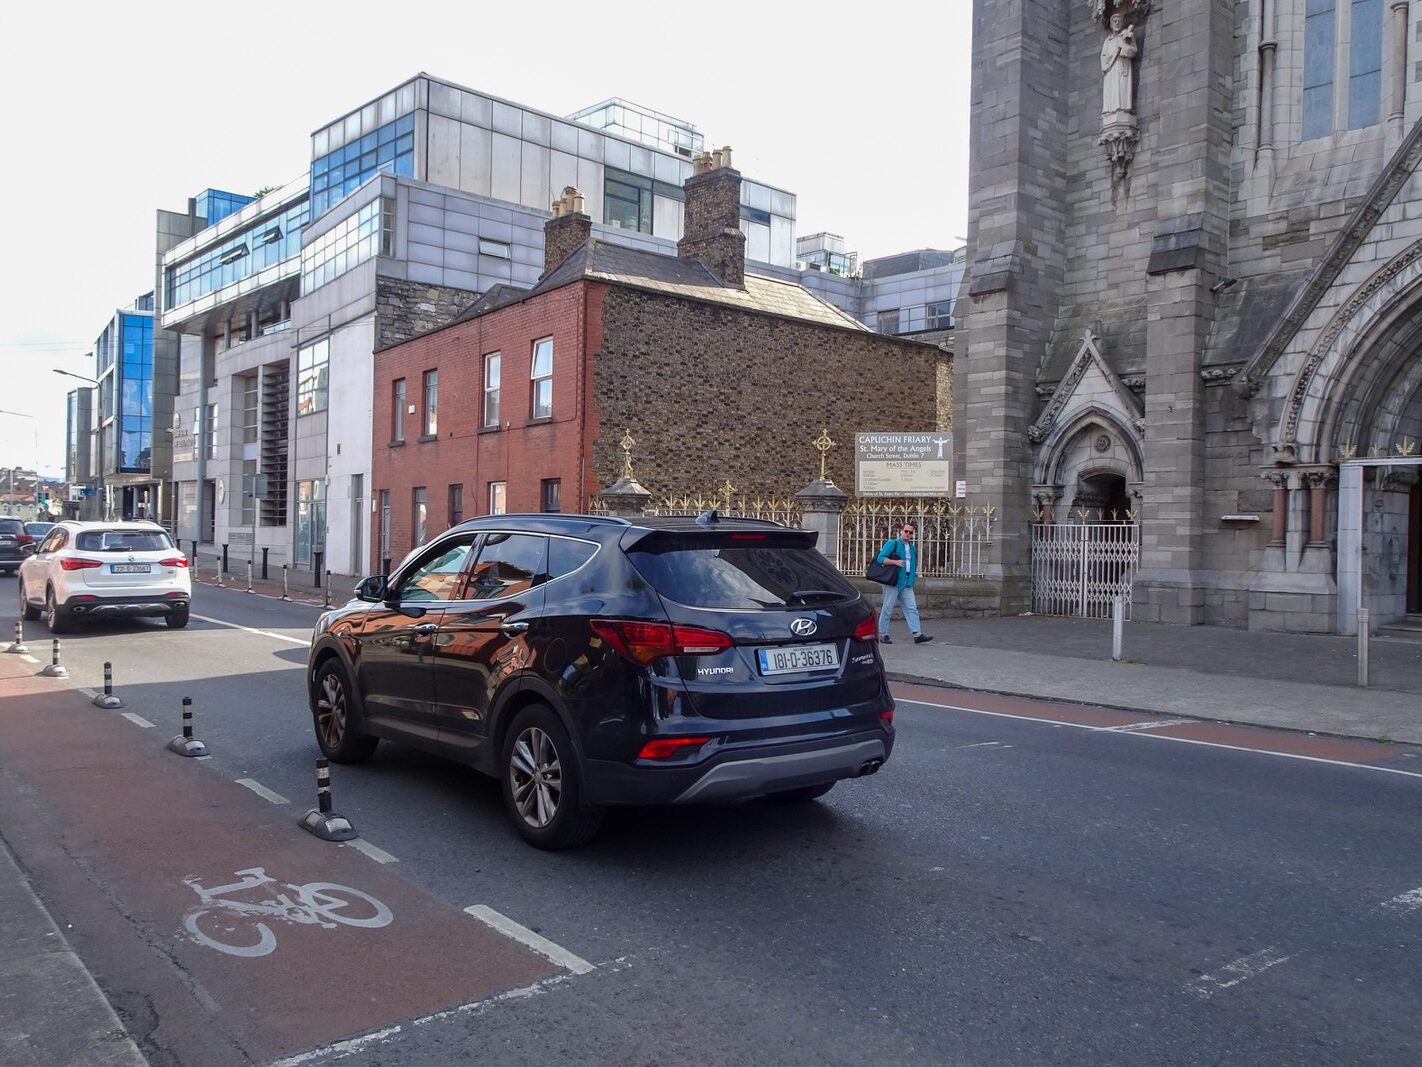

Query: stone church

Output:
[957, 0, 1422, 631]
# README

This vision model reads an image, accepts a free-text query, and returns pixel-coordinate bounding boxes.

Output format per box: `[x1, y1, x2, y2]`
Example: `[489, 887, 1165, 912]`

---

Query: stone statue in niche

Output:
[1098, 5, 1146, 188]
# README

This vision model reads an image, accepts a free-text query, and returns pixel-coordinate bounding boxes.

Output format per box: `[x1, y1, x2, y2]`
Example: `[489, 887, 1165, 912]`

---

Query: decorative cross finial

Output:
[1397, 437, 1417, 457]
[812, 428, 835, 481]
[619, 429, 636, 479]
[719, 479, 735, 506]
[1339, 442, 1358, 461]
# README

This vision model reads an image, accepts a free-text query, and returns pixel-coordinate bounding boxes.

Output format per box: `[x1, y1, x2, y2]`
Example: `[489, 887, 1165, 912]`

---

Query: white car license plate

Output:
[757, 642, 839, 676]
[111, 563, 151, 574]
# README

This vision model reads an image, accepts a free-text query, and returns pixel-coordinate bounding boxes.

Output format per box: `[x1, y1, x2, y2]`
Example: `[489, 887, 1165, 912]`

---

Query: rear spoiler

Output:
[619, 525, 819, 552]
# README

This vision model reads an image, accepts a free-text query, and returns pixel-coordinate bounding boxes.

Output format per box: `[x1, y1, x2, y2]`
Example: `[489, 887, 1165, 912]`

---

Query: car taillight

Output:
[638, 737, 712, 760]
[16, 533, 34, 544]
[853, 617, 878, 642]
[880, 709, 895, 729]
[589, 619, 733, 665]
[159, 557, 190, 568]
[59, 557, 104, 571]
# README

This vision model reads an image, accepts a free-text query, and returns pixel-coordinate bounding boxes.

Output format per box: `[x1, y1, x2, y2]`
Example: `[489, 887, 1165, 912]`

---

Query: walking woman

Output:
[875, 522, 933, 644]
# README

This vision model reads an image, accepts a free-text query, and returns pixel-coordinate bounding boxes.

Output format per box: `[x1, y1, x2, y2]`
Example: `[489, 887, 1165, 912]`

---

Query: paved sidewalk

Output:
[0, 654, 146, 1066]
[187, 549, 358, 608]
[880, 615, 1422, 744]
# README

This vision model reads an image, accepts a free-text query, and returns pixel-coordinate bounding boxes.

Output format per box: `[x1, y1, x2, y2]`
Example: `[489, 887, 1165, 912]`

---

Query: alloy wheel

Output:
[509, 727, 562, 829]
[315, 671, 347, 748]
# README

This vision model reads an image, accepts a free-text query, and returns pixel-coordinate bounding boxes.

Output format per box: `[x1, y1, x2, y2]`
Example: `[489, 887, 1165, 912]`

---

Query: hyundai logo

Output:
[790, 617, 817, 637]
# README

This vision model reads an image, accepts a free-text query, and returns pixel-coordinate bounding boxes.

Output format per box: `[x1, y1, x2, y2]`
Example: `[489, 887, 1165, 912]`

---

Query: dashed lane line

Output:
[1101, 717, 1196, 732]
[1185, 947, 1294, 998]
[344, 838, 398, 865]
[1381, 887, 1422, 916]
[897, 697, 1422, 781]
[121, 713, 155, 729]
[190, 613, 310, 646]
[77, 687, 98, 699]
[234, 778, 289, 805]
[463, 905, 595, 976]
[18, 654, 37, 664]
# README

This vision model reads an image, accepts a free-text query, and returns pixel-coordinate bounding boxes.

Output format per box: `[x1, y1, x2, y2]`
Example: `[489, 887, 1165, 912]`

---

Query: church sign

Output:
[854, 433, 953, 496]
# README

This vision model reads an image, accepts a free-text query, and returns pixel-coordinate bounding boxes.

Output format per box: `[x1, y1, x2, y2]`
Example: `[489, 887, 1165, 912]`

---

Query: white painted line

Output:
[344, 838, 398, 865]
[463, 905, 595, 975]
[1186, 947, 1293, 998]
[190, 613, 310, 646]
[121, 713, 155, 729]
[18, 654, 37, 664]
[234, 778, 289, 805]
[269, 971, 580, 1066]
[1381, 887, 1422, 916]
[1101, 717, 1195, 733]
[897, 697, 1422, 781]
[957, 741, 1002, 749]
[77, 687, 98, 700]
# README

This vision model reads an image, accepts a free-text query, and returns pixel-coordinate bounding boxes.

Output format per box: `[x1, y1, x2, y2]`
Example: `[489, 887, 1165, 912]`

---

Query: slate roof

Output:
[524, 240, 872, 332]
[451, 283, 529, 323]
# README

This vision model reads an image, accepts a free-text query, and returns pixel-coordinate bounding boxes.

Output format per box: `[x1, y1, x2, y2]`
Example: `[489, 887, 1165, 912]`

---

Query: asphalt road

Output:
[2, 582, 1420, 1065]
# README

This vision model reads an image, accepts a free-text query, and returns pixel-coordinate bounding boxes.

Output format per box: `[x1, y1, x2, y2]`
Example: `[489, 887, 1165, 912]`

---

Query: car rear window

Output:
[0, 519, 23, 535]
[76, 529, 173, 552]
[626, 533, 857, 610]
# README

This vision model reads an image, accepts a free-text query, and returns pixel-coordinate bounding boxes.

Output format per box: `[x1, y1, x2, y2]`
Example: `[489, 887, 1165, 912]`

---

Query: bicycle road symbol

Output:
[182, 866, 393, 958]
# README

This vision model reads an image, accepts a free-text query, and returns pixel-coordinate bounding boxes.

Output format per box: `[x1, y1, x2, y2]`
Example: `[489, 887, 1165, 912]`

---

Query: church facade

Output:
[957, 0, 1422, 631]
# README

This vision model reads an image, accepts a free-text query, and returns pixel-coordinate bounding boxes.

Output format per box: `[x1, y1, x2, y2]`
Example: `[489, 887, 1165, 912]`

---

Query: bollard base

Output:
[40, 664, 68, 678]
[298, 808, 358, 841]
[166, 735, 209, 757]
[7, 642, 28, 654]
[92, 693, 125, 710]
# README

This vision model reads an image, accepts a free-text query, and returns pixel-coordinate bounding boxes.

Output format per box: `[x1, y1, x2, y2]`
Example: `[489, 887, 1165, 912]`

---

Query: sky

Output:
[0, 0, 971, 475]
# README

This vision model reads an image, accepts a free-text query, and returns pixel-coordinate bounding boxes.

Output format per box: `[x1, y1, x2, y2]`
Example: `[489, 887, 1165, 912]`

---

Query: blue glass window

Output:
[195, 188, 255, 226]
[114, 314, 154, 473]
[1303, 0, 1337, 139]
[1349, 0, 1383, 129]
[164, 199, 311, 311]
[310, 112, 415, 218]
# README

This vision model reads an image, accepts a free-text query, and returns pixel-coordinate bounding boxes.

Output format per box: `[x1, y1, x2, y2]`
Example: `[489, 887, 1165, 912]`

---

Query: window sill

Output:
[524, 416, 554, 427]
[478, 425, 502, 435]
[387, 440, 406, 448]
[417, 434, 438, 443]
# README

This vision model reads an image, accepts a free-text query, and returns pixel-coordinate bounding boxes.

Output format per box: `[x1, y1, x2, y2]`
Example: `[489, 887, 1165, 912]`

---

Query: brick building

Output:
[371, 151, 945, 569]
[959, 0, 1422, 632]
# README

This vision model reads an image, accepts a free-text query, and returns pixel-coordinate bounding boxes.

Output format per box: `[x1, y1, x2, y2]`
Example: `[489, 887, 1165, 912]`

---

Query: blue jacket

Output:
[875, 538, 917, 589]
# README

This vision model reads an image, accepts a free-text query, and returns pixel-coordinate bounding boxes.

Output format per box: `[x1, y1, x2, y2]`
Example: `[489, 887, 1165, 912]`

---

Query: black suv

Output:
[307, 513, 895, 848]
[0, 517, 30, 575]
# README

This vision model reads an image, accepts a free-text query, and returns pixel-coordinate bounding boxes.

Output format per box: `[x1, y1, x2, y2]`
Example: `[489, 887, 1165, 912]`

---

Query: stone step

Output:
[1377, 615, 1422, 640]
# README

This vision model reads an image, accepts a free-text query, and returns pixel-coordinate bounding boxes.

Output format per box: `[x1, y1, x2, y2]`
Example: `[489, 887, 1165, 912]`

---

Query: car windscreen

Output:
[75, 529, 173, 553]
[625, 533, 857, 610]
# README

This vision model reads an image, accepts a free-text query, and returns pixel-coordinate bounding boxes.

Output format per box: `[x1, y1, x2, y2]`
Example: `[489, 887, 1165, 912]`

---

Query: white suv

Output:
[18, 521, 192, 633]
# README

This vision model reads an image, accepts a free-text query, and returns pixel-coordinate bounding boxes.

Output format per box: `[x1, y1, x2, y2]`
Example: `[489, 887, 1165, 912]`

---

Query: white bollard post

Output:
[246, 561, 254, 594]
[41, 639, 67, 678]
[324, 570, 332, 608]
[1112, 595, 1124, 662]
[281, 564, 291, 602]
[1358, 607, 1371, 687]
[8, 620, 27, 654]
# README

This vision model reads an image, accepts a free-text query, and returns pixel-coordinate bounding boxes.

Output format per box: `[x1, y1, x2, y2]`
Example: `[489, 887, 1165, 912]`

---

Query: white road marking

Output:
[1381, 887, 1422, 916]
[190, 613, 310, 646]
[234, 778, 289, 805]
[1186, 947, 1293, 998]
[463, 905, 595, 975]
[957, 741, 1003, 749]
[18, 654, 37, 664]
[77, 687, 98, 699]
[897, 697, 1422, 781]
[121, 713, 155, 729]
[344, 838, 398, 864]
[1101, 718, 1195, 733]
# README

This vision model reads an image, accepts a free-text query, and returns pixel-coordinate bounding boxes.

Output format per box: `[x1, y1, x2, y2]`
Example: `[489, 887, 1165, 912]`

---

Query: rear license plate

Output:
[757, 642, 840, 675]
[111, 564, 151, 574]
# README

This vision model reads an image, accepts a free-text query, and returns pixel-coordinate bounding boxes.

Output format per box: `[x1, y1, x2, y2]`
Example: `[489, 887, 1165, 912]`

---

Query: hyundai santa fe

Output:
[306, 513, 895, 848]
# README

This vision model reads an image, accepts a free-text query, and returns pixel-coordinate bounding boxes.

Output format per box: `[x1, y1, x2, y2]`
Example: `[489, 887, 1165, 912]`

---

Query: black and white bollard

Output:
[40, 639, 67, 678]
[298, 756, 358, 841]
[324, 570, 332, 608]
[92, 660, 124, 709]
[246, 561, 255, 594]
[281, 564, 291, 602]
[7, 621, 27, 654]
[166, 696, 210, 757]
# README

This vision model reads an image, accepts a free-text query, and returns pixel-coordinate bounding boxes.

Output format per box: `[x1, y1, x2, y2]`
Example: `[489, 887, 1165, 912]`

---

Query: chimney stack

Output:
[544, 186, 591, 274]
[677, 146, 745, 288]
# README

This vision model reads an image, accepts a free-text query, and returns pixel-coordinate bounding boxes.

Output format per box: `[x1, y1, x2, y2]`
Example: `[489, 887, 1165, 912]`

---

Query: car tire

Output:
[311, 658, 378, 763]
[766, 782, 837, 803]
[44, 588, 71, 635]
[501, 704, 603, 850]
[18, 579, 40, 621]
[166, 605, 190, 629]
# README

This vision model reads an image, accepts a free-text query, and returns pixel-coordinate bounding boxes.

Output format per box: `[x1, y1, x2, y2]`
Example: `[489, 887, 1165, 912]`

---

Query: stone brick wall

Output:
[544, 212, 591, 274]
[677, 167, 746, 287]
[592, 287, 941, 497]
[375, 278, 480, 350]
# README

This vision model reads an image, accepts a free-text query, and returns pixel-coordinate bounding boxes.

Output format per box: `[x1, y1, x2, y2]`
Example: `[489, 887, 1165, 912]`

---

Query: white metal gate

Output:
[1031, 523, 1140, 618]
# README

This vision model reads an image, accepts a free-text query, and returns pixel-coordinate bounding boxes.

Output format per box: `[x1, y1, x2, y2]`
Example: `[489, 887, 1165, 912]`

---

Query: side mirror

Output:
[20, 543, 37, 556]
[355, 575, 387, 602]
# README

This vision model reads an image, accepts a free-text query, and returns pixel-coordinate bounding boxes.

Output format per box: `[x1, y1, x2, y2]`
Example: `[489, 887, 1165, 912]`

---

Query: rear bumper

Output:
[60, 594, 189, 618]
[583, 729, 893, 806]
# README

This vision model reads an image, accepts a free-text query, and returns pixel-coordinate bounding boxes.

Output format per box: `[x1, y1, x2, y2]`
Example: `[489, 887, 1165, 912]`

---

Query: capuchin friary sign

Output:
[854, 433, 953, 496]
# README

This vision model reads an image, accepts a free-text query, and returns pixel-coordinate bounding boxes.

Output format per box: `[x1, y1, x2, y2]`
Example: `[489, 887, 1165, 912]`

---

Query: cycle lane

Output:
[0, 654, 563, 1064]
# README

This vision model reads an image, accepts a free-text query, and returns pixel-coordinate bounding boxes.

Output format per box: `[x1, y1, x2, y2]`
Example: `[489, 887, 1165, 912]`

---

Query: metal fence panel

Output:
[1030, 522, 1139, 618]
[839, 499, 994, 579]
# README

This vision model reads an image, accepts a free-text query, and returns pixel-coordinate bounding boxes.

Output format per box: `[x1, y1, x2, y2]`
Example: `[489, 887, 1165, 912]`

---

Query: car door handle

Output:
[499, 621, 529, 635]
